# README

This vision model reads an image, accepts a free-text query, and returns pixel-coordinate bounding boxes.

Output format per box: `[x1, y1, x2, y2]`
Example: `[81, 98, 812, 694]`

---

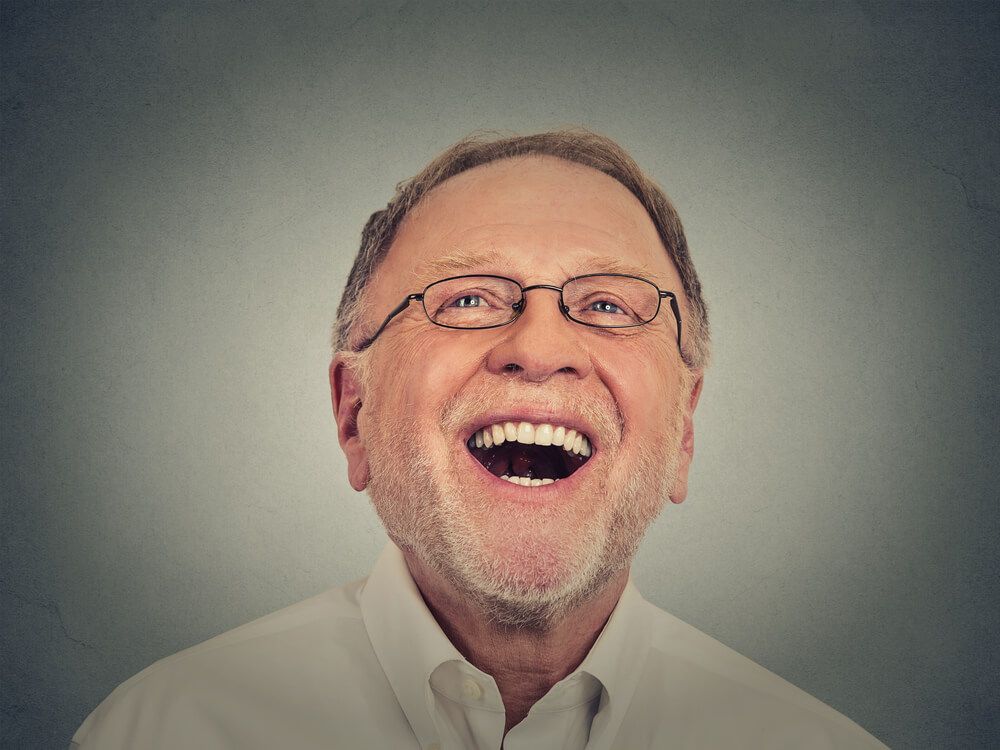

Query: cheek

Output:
[601, 342, 679, 440]
[372, 334, 484, 420]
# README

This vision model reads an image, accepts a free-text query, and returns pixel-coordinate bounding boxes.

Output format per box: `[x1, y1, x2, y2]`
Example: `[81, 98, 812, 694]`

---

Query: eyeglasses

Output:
[353, 273, 683, 354]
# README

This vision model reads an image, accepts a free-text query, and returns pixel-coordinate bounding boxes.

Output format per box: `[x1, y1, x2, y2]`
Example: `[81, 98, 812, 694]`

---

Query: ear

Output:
[668, 371, 704, 505]
[330, 354, 370, 491]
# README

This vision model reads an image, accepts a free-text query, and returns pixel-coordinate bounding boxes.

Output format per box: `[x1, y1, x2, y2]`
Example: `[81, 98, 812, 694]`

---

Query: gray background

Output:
[2, 1, 998, 748]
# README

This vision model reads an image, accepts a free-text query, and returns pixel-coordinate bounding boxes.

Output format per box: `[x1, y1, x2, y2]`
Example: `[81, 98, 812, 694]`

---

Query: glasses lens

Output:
[423, 276, 522, 328]
[563, 275, 660, 327]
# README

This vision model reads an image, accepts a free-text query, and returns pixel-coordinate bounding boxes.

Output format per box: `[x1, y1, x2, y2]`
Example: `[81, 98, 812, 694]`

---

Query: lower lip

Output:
[459, 442, 596, 502]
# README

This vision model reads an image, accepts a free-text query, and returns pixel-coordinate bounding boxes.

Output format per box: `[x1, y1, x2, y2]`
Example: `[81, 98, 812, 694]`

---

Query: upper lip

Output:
[461, 409, 601, 451]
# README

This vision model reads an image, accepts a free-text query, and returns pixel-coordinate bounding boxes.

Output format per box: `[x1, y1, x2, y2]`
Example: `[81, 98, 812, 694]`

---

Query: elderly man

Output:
[73, 131, 886, 749]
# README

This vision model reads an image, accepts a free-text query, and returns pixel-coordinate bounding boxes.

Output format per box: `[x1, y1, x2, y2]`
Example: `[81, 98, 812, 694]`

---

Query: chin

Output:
[435, 514, 616, 628]
[480, 535, 593, 592]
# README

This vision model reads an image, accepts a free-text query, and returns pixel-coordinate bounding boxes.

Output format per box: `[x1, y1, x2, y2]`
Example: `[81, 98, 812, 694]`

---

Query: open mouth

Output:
[466, 421, 593, 486]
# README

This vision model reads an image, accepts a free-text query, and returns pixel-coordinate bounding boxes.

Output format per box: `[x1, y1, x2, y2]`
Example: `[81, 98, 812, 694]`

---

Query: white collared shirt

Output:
[72, 544, 887, 749]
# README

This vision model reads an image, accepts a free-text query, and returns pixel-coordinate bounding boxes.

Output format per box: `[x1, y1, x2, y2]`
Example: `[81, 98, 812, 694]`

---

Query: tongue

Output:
[478, 445, 550, 479]
[511, 445, 566, 480]
[511, 449, 535, 478]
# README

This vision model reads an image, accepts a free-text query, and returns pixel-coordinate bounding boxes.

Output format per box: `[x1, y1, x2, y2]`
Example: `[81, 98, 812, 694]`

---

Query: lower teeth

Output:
[500, 475, 557, 487]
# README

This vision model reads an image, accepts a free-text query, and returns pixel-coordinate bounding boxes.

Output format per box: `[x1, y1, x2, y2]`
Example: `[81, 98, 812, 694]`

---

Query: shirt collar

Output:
[577, 578, 653, 749]
[360, 542, 652, 748]
[360, 542, 465, 747]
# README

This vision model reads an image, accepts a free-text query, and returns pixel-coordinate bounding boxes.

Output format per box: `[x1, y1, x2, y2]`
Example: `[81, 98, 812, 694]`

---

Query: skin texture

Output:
[331, 156, 703, 732]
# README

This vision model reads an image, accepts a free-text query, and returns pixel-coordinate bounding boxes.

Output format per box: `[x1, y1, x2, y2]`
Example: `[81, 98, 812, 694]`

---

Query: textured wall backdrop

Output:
[3, 2, 998, 748]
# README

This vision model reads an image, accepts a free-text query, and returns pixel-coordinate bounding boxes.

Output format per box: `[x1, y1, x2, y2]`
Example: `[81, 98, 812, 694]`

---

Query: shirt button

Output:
[460, 678, 483, 700]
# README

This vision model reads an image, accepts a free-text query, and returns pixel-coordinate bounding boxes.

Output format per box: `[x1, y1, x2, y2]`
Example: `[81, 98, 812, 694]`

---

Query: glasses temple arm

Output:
[354, 293, 423, 352]
[661, 291, 683, 352]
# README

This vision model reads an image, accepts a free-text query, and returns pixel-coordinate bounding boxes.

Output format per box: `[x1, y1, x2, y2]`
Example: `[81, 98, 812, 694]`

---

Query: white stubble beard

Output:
[364, 384, 686, 630]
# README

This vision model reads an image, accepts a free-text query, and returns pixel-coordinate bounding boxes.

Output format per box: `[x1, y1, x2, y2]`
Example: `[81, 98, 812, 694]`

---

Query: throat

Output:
[405, 548, 629, 734]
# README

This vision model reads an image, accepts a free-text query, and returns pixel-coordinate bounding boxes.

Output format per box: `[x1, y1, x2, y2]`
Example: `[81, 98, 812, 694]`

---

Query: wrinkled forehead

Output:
[375, 156, 684, 299]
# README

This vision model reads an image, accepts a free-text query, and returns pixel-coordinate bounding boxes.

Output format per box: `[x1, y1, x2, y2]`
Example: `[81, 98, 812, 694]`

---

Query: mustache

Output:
[439, 380, 625, 447]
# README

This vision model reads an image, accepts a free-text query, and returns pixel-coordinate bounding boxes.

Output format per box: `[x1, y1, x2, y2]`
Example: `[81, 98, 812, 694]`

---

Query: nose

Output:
[485, 287, 593, 382]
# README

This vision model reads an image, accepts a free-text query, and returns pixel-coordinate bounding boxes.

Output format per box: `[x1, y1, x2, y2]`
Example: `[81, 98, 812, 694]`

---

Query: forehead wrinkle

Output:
[575, 256, 665, 285]
[411, 247, 510, 284]
[410, 248, 669, 288]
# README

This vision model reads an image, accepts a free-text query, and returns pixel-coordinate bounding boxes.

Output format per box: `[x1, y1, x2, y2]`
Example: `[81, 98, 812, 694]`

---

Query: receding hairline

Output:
[400, 152, 659, 232]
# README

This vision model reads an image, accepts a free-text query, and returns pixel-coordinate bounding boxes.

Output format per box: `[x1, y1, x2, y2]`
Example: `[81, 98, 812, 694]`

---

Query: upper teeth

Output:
[470, 421, 592, 457]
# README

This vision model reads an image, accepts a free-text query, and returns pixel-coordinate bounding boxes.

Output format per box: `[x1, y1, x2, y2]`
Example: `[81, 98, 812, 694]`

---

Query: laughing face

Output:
[333, 156, 701, 626]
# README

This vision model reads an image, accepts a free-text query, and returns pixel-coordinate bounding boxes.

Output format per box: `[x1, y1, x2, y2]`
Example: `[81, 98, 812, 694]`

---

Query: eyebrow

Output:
[415, 249, 665, 286]
[416, 249, 510, 279]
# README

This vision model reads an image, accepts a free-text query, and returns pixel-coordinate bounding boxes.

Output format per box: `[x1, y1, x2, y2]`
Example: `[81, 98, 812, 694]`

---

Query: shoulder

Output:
[71, 579, 411, 749]
[619, 598, 888, 749]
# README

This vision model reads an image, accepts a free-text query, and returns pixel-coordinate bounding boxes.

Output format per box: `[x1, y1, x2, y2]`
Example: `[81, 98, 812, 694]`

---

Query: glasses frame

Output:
[353, 273, 683, 354]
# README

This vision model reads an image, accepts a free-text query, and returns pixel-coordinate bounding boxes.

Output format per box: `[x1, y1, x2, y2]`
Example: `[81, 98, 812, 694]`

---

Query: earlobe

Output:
[669, 371, 704, 505]
[329, 356, 370, 491]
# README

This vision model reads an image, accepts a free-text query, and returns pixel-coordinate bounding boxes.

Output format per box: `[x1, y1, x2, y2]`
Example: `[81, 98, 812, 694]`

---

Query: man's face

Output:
[333, 157, 700, 624]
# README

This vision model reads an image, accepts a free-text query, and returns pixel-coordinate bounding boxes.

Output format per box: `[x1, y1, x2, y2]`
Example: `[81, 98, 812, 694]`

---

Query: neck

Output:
[402, 552, 628, 734]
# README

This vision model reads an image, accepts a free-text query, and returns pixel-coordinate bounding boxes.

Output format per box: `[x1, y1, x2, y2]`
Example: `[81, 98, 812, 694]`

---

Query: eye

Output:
[589, 300, 625, 315]
[450, 294, 490, 308]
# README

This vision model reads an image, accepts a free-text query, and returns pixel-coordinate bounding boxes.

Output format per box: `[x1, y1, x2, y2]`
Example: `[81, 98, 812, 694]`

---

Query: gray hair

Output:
[333, 129, 710, 370]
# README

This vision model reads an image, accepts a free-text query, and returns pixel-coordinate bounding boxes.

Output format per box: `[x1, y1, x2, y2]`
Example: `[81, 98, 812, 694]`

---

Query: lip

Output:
[460, 409, 601, 451]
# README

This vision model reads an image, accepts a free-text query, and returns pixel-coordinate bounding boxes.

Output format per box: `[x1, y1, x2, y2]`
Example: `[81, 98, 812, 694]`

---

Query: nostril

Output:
[503, 363, 522, 373]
